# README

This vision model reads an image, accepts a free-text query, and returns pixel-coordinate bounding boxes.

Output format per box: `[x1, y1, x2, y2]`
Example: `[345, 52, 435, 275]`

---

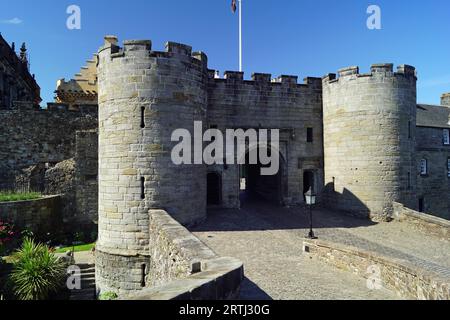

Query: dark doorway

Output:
[303, 171, 315, 195]
[418, 197, 425, 213]
[207, 172, 222, 206]
[240, 149, 284, 205]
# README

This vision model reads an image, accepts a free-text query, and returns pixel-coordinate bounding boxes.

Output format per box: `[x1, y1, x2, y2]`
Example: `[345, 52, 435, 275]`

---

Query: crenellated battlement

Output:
[323, 63, 417, 85]
[98, 36, 208, 68]
[1, 101, 96, 115]
[207, 69, 322, 90]
[98, 36, 322, 93]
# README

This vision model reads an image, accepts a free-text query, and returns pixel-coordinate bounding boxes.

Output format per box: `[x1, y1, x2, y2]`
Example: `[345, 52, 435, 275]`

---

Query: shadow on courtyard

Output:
[239, 277, 273, 300]
[192, 188, 377, 233]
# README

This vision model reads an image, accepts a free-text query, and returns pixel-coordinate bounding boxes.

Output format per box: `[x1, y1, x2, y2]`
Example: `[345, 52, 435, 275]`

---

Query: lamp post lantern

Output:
[305, 187, 318, 239]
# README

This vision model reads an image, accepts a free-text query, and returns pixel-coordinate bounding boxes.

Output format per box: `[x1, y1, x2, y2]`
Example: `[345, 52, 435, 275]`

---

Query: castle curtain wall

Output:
[0, 105, 97, 183]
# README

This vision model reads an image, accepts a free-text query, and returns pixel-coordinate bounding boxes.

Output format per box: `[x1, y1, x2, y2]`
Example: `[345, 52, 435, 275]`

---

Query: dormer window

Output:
[444, 129, 450, 145]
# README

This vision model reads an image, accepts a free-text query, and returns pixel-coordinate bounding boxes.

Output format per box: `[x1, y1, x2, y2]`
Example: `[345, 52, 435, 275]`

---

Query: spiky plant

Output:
[10, 238, 66, 300]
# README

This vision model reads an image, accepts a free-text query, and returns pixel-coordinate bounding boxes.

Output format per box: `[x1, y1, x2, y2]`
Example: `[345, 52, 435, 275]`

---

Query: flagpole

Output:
[239, 0, 242, 72]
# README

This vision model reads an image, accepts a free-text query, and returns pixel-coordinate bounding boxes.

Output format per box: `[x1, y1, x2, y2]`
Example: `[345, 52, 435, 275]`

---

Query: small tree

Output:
[10, 238, 66, 300]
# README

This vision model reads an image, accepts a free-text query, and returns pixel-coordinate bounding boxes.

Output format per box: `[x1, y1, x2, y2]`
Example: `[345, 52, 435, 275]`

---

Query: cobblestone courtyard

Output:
[191, 198, 450, 300]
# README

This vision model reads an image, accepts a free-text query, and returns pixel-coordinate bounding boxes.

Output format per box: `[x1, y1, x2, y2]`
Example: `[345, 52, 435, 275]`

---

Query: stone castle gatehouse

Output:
[1, 34, 450, 295]
[94, 36, 450, 294]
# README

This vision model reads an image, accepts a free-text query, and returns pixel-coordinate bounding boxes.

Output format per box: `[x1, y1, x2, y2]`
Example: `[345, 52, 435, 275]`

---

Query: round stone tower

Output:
[441, 93, 450, 106]
[96, 36, 208, 294]
[322, 64, 417, 220]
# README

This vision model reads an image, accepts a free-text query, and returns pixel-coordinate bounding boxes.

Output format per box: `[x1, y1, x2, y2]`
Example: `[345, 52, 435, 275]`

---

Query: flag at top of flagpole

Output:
[231, 0, 237, 13]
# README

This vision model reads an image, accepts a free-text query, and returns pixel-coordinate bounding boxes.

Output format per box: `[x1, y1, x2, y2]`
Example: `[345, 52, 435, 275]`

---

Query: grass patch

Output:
[54, 243, 95, 254]
[0, 191, 42, 202]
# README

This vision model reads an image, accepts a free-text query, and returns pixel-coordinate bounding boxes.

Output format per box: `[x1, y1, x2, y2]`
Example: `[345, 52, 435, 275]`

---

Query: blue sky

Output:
[1, 0, 450, 105]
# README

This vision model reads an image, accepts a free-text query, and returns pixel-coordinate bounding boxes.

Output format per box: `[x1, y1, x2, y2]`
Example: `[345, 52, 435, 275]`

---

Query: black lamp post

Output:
[305, 187, 318, 239]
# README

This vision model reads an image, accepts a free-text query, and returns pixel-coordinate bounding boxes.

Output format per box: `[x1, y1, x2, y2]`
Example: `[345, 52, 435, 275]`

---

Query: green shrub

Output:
[10, 238, 66, 300]
[99, 291, 118, 300]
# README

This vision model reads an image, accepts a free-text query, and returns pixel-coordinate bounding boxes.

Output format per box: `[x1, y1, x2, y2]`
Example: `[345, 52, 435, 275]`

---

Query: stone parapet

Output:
[96, 209, 244, 299]
[303, 239, 450, 300]
[393, 202, 450, 241]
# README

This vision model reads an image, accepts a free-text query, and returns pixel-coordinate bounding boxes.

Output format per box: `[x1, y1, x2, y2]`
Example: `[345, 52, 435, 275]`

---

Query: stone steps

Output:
[69, 263, 96, 301]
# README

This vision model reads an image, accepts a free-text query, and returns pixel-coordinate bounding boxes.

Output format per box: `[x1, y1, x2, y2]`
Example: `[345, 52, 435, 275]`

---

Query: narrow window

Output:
[307, 128, 313, 143]
[407, 172, 411, 190]
[418, 198, 425, 213]
[140, 107, 145, 129]
[408, 121, 412, 139]
[140, 177, 145, 199]
[420, 159, 428, 176]
[141, 264, 146, 287]
[443, 129, 450, 145]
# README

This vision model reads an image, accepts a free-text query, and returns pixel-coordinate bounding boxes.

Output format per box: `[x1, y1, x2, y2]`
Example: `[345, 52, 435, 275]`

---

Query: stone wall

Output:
[416, 126, 450, 220]
[117, 209, 243, 300]
[322, 64, 417, 220]
[0, 196, 62, 239]
[44, 159, 75, 228]
[74, 130, 98, 229]
[393, 202, 449, 241]
[147, 209, 218, 288]
[303, 239, 450, 300]
[207, 73, 323, 207]
[0, 105, 97, 187]
[42, 130, 99, 235]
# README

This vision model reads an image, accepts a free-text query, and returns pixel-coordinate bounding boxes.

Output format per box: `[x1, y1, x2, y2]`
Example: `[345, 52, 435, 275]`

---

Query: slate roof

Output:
[417, 104, 450, 129]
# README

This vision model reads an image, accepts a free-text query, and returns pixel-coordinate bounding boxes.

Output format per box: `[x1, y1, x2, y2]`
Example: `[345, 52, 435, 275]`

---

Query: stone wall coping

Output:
[305, 239, 447, 282]
[393, 202, 450, 240]
[0, 105, 98, 115]
[150, 209, 218, 263]
[118, 209, 243, 300]
[0, 194, 61, 206]
[303, 238, 450, 299]
[121, 256, 243, 300]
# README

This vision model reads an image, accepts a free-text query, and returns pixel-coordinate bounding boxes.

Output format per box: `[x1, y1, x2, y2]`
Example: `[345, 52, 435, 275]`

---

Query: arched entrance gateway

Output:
[239, 146, 287, 205]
